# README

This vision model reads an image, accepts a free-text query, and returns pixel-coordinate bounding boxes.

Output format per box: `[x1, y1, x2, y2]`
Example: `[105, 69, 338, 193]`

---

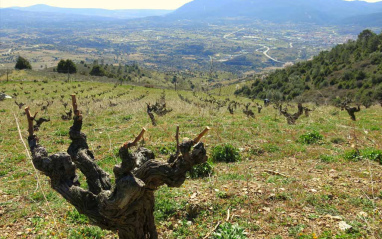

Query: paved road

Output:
[262, 46, 283, 63]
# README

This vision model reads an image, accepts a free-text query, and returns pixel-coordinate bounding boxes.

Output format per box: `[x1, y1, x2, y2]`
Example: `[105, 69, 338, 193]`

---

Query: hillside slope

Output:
[235, 29, 382, 104]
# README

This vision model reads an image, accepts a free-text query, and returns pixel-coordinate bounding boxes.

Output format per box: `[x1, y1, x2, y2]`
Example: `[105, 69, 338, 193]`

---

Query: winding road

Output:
[262, 46, 284, 63]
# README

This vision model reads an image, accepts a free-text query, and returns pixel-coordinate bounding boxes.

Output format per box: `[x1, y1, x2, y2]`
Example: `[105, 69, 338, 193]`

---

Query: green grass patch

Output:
[66, 209, 89, 224]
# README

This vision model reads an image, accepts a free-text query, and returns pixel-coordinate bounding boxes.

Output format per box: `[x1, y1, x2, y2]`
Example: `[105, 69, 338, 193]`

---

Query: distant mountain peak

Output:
[169, 0, 382, 24]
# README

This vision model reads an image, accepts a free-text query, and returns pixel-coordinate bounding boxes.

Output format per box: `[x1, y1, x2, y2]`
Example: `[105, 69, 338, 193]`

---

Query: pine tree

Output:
[15, 56, 32, 70]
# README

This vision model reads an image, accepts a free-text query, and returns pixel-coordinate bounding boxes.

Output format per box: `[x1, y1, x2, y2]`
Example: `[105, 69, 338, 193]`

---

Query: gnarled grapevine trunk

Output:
[280, 103, 304, 125]
[25, 96, 208, 239]
[344, 105, 361, 121]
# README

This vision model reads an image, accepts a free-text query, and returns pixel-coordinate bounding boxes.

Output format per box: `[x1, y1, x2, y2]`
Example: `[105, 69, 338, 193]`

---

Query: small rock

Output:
[262, 207, 271, 212]
[325, 214, 342, 221]
[338, 221, 352, 231]
[358, 211, 368, 218]
[267, 193, 276, 200]
[329, 169, 339, 179]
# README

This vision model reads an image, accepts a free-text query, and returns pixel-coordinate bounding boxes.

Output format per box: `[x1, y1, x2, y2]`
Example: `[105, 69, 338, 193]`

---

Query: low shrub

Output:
[343, 148, 381, 164]
[211, 144, 241, 163]
[343, 149, 362, 162]
[188, 159, 214, 178]
[298, 131, 323, 144]
[361, 148, 382, 164]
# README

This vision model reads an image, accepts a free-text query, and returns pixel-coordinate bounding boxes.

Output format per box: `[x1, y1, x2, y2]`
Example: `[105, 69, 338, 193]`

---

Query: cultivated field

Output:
[0, 71, 381, 238]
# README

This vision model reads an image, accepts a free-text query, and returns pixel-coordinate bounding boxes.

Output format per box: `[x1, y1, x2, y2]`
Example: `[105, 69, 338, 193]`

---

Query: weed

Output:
[319, 154, 336, 163]
[29, 191, 56, 202]
[330, 137, 346, 144]
[68, 226, 107, 239]
[263, 143, 280, 153]
[154, 189, 184, 221]
[121, 115, 133, 121]
[361, 148, 382, 164]
[272, 236, 283, 239]
[249, 146, 264, 156]
[188, 159, 214, 178]
[211, 144, 241, 163]
[216, 191, 229, 199]
[157, 145, 176, 155]
[298, 131, 323, 144]
[219, 173, 246, 181]
[212, 223, 247, 239]
[66, 209, 89, 224]
[343, 149, 362, 162]
[172, 220, 191, 238]
[289, 224, 306, 237]
[370, 126, 380, 131]
[54, 129, 68, 136]
[30, 216, 45, 234]
[348, 197, 374, 210]
[344, 148, 382, 164]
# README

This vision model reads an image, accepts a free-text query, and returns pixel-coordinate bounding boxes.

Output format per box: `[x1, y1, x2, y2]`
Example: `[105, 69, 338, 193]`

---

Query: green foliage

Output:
[155, 198, 181, 221]
[298, 131, 323, 144]
[66, 209, 89, 224]
[188, 159, 214, 178]
[57, 59, 77, 74]
[235, 29, 382, 103]
[249, 146, 265, 156]
[330, 137, 346, 144]
[89, 65, 107, 77]
[15, 56, 32, 70]
[212, 223, 247, 239]
[343, 149, 362, 162]
[361, 148, 382, 164]
[289, 224, 307, 237]
[212, 144, 241, 163]
[68, 226, 107, 239]
[154, 188, 184, 222]
[343, 148, 382, 164]
[319, 154, 336, 163]
[157, 144, 176, 155]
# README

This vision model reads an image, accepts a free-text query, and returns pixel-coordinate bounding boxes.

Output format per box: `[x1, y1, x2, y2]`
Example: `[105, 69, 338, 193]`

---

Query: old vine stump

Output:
[25, 96, 208, 239]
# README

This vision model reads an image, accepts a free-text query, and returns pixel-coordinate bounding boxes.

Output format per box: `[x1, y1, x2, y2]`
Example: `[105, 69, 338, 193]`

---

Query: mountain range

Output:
[1, 1, 382, 26]
[169, 0, 382, 25]
[7, 4, 172, 19]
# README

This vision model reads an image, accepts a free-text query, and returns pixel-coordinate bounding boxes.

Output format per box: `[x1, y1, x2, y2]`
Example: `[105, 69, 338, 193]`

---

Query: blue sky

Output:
[0, 0, 381, 9]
